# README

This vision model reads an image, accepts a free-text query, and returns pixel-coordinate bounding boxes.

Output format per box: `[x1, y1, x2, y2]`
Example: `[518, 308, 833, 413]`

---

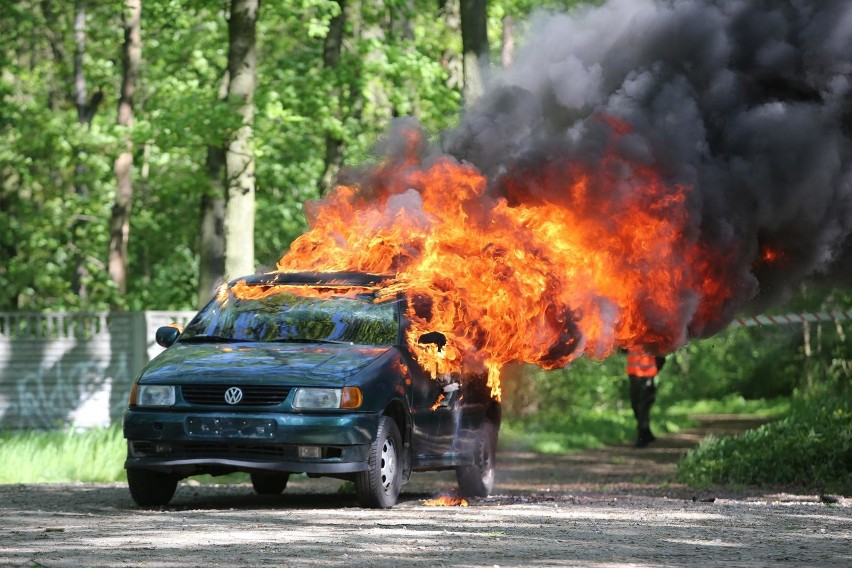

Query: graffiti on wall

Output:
[0, 311, 194, 430]
[3, 354, 131, 429]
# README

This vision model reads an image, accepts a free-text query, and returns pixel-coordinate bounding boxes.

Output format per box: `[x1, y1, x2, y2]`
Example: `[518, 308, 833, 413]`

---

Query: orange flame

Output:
[229, 280, 379, 300]
[274, 122, 737, 399]
[759, 244, 785, 265]
[430, 394, 445, 411]
[165, 322, 184, 333]
[423, 493, 469, 507]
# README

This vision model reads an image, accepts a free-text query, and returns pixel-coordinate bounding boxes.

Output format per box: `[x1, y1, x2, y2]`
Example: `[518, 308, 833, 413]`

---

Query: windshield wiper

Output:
[179, 335, 249, 343]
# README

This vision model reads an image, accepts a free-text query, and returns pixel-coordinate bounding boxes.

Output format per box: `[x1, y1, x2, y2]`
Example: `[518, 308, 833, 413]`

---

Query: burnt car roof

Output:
[232, 271, 394, 288]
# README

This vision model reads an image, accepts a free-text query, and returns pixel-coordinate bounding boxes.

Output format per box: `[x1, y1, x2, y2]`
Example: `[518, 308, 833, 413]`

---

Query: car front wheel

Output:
[127, 469, 179, 507]
[456, 421, 497, 498]
[250, 473, 289, 495]
[355, 416, 402, 508]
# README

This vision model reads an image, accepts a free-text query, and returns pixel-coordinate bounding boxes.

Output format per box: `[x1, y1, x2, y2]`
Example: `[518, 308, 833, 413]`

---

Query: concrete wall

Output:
[0, 311, 195, 430]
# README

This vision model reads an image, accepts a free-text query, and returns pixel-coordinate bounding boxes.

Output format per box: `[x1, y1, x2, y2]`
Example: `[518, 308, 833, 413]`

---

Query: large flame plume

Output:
[277, 120, 735, 397]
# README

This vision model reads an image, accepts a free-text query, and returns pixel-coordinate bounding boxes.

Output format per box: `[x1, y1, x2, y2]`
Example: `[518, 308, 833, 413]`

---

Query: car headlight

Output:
[292, 387, 362, 409]
[135, 385, 176, 407]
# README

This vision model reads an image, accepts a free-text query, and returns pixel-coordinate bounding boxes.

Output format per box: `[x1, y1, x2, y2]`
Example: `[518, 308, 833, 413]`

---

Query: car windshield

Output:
[181, 284, 399, 346]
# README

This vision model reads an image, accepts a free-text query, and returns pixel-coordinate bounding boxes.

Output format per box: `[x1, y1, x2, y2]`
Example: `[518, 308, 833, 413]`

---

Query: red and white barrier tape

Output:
[729, 311, 852, 328]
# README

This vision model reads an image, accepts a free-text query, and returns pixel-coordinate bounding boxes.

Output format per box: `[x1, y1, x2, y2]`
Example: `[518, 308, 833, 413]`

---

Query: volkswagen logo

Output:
[224, 387, 243, 405]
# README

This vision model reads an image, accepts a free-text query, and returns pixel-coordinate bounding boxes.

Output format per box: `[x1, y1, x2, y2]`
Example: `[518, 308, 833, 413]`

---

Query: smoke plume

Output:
[444, 0, 852, 324]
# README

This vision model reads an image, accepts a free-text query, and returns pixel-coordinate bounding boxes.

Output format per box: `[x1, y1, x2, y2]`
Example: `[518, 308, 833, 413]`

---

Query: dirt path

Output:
[1, 415, 849, 567]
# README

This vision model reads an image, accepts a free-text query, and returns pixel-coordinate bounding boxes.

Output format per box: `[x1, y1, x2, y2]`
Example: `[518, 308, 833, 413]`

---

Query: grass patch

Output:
[677, 394, 852, 494]
[0, 427, 257, 485]
[0, 425, 126, 483]
[190, 473, 250, 485]
[665, 394, 790, 418]
[501, 396, 788, 454]
[500, 407, 690, 454]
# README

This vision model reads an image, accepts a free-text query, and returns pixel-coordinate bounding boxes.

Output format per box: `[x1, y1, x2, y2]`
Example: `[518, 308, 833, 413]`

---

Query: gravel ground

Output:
[1, 415, 849, 567]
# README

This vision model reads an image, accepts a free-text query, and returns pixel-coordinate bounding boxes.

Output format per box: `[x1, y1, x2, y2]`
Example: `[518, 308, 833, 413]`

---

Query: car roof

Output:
[233, 271, 394, 288]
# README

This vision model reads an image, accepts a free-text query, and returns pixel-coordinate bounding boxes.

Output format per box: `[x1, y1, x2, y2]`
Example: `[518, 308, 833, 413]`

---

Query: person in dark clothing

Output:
[626, 347, 666, 448]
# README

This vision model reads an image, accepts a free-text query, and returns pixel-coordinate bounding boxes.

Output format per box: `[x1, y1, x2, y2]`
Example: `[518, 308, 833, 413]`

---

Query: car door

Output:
[394, 295, 458, 466]
[402, 351, 457, 463]
[450, 370, 492, 459]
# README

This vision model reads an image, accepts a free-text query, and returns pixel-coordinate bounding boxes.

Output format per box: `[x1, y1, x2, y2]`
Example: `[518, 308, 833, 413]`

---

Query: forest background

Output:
[1, 0, 849, 489]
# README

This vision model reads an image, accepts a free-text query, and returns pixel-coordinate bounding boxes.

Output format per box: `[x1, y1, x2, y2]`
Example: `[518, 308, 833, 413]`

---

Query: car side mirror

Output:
[155, 325, 181, 348]
[418, 331, 447, 352]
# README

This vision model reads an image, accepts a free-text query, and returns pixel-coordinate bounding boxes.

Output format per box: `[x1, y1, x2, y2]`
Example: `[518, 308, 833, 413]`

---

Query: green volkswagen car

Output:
[123, 271, 500, 508]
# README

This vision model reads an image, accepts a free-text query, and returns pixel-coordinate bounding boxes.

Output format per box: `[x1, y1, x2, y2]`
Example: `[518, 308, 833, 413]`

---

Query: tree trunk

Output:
[459, 0, 488, 105]
[73, 0, 88, 127]
[438, 0, 463, 91]
[36, 1, 66, 194]
[71, 0, 102, 299]
[198, 147, 227, 307]
[223, 0, 259, 280]
[803, 321, 814, 393]
[317, 0, 347, 196]
[198, 191, 226, 305]
[197, 71, 230, 308]
[362, 1, 390, 120]
[72, 1, 103, 134]
[390, 0, 419, 117]
[40, 0, 67, 111]
[108, 0, 142, 301]
[501, 14, 513, 68]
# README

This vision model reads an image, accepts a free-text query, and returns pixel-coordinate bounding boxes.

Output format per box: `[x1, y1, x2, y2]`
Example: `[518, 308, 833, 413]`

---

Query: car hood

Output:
[137, 342, 392, 387]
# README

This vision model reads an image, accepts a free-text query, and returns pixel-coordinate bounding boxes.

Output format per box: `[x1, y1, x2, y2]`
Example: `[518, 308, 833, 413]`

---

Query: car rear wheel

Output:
[456, 421, 497, 498]
[355, 416, 402, 508]
[127, 469, 179, 507]
[250, 473, 289, 495]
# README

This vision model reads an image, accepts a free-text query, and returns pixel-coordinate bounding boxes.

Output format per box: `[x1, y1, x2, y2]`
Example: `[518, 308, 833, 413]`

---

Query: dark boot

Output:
[629, 377, 657, 448]
[636, 427, 656, 448]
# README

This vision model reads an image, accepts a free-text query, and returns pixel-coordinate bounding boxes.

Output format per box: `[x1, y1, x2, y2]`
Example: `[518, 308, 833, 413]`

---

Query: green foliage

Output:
[655, 288, 852, 403]
[1, 0, 470, 311]
[501, 407, 662, 453]
[502, 357, 626, 418]
[677, 392, 852, 493]
[673, 295, 851, 494]
[501, 357, 668, 453]
[0, 425, 126, 483]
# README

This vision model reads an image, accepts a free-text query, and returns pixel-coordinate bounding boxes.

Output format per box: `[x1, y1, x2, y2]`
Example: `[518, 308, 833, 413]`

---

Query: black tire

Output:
[250, 472, 289, 495]
[355, 416, 403, 508]
[127, 469, 179, 507]
[456, 421, 497, 498]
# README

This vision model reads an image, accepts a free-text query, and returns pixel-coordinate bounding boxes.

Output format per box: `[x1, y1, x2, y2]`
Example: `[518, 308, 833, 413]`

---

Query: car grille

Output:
[132, 440, 298, 459]
[181, 384, 291, 406]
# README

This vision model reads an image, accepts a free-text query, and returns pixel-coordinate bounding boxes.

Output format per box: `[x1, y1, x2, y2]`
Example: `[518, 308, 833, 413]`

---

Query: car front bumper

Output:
[123, 409, 381, 476]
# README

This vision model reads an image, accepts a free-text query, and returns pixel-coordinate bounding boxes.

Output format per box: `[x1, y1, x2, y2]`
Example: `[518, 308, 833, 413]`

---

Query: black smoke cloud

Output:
[443, 0, 852, 321]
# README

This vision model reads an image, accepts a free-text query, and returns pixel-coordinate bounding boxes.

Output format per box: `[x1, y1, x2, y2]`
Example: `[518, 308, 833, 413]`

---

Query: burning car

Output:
[123, 271, 500, 508]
